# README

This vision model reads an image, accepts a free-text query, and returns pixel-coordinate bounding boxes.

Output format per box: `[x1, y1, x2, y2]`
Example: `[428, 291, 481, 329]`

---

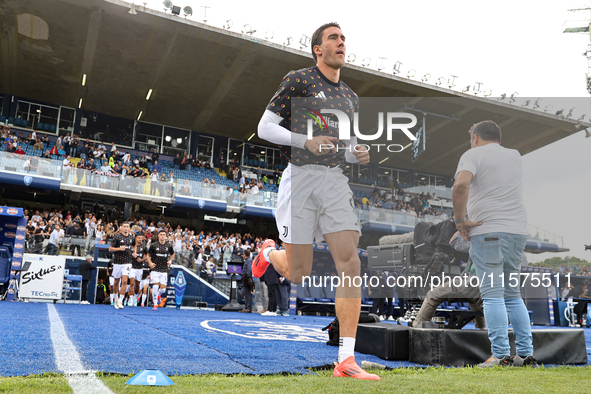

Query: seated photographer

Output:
[413, 231, 486, 329]
[573, 284, 591, 326]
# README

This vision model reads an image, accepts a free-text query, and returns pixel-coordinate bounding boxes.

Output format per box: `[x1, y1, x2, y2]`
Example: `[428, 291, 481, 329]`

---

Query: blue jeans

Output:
[470, 232, 533, 358]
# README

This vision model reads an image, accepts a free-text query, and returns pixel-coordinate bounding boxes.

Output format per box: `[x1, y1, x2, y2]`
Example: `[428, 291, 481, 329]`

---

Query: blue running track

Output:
[1, 302, 590, 376]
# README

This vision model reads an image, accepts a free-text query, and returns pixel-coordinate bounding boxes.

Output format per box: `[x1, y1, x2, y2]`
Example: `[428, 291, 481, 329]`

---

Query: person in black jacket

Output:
[78, 255, 96, 304]
[261, 263, 279, 316]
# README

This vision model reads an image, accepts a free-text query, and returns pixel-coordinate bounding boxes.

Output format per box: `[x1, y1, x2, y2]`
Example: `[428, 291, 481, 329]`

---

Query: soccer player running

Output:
[108, 222, 135, 309]
[254, 22, 379, 380]
[139, 259, 151, 308]
[147, 230, 174, 311]
[128, 233, 148, 307]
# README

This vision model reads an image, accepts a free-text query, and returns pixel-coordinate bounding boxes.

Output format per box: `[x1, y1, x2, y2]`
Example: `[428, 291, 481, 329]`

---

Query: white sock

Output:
[159, 287, 166, 296]
[262, 246, 274, 263]
[141, 294, 147, 305]
[152, 285, 159, 306]
[338, 337, 356, 364]
[110, 294, 114, 303]
[118, 294, 124, 303]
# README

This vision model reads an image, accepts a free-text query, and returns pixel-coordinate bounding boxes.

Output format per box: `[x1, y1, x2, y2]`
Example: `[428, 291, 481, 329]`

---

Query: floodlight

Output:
[183, 6, 192, 16]
[299, 35, 310, 49]
[510, 92, 518, 103]
[242, 24, 256, 35]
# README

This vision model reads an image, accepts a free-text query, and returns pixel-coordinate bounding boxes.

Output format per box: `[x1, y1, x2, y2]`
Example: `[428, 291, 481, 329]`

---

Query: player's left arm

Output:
[168, 245, 175, 266]
[344, 136, 370, 164]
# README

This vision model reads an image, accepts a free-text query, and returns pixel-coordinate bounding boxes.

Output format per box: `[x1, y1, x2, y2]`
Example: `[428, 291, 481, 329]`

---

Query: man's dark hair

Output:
[471, 120, 501, 143]
[244, 249, 251, 257]
[311, 22, 341, 62]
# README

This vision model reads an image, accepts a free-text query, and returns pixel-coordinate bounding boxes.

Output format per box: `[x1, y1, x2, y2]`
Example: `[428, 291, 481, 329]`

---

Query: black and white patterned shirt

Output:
[266, 66, 359, 167]
[110, 232, 135, 265]
[149, 241, 174, 273]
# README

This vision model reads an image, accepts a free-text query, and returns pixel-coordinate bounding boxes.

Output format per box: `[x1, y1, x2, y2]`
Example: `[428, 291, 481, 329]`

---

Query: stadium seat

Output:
[49, 125, 56, 132]
[14, 118, 22, 126]
[7, 117, 14, 125]
[0, 115, 6, 123]
[43, 124, 50, 131]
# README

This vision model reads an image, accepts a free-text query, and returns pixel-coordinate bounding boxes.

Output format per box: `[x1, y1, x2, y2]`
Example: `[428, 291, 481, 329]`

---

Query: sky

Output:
[140, 0, 591, 261]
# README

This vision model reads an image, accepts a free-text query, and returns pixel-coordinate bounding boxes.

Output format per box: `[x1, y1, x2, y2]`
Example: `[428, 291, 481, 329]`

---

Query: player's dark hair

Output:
[311, 22, 341, 62]
[471, 120, 501, 143]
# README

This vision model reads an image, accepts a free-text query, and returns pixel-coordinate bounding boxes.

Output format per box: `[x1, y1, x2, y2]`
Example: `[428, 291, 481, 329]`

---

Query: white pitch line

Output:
[47, 304, 115, 394]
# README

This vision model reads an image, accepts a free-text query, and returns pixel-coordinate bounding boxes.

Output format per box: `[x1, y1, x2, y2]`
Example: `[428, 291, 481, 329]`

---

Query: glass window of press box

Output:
[162, 126, 190, 157]
[244, 143, 285, 169]
[134, 121, 162, 153]
[414, 172, 446, 187]
[15, 100, 58, 131]
[80, 111, 133, 147]
[197, 135, 213, 164]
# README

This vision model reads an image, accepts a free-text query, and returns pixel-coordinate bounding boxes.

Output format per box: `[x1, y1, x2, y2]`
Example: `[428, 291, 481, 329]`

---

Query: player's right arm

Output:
[108, 235, 125, 252]
[147, 244, 155, 269]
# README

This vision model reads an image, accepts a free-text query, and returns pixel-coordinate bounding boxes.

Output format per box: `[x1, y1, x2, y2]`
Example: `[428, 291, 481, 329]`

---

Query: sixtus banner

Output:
[19, 254, 66, 300]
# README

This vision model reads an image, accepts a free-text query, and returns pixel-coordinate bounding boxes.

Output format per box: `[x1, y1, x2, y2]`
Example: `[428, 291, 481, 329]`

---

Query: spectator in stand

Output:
[151, 148, 159, 163]
[69, 137, 78, 157]
[45, 223, 60, 255]
[122, 151, 131, 166]
[173, 153, 181, 168]
[14, 145, 25, 155]
[152, 160, 162, 174]
[34, 139, 44, 151]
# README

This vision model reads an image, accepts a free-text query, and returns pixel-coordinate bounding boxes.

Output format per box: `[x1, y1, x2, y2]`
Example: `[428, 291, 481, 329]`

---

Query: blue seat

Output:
[0, 115, 6, 123]
[14, 118, 22, 126]
[43, 124, 50, 131]
[49, 125, 56, 132]
[8, 117, 15, 125]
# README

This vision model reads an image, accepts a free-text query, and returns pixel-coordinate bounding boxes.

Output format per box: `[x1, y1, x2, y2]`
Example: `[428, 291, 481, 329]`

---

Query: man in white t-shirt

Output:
[452, 120, 535, 368]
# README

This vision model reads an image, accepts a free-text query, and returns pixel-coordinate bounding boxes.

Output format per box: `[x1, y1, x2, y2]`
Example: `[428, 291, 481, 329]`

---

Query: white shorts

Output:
[109, 276, 114, 286]
[130, 268, 143, 282]
[112, 264, 131, 279]
[140, 278, 150, 289]
[275, 163, 360, 244]
[151, 271, 167, 285]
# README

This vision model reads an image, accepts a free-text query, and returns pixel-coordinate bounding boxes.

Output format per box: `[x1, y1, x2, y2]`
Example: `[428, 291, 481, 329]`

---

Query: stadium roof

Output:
[1, 0, 588, 176]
